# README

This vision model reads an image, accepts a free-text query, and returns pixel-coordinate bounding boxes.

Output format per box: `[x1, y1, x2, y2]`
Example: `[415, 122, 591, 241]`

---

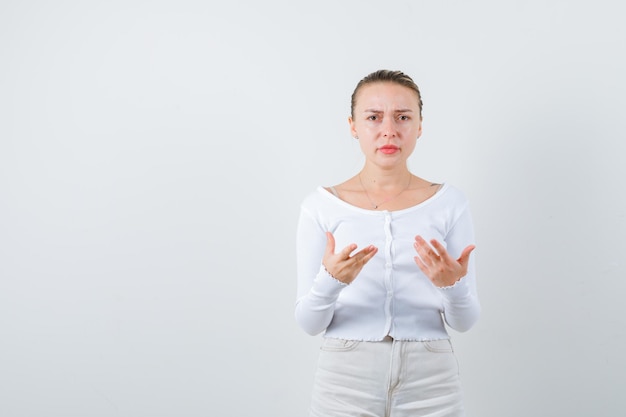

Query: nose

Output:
[381, 117, 397, 137]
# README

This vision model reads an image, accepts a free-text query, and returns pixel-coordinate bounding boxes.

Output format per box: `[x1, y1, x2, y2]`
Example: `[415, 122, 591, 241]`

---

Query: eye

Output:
[398, 115, 410, 121]
[367, 115, 378, 121]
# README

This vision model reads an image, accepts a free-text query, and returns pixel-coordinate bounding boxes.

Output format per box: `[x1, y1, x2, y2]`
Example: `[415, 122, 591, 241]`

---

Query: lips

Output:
[379, 145, 399, 155]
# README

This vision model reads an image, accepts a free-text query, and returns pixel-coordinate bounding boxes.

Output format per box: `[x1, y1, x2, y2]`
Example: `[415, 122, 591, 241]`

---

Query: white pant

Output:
[310, 337, 465, 417]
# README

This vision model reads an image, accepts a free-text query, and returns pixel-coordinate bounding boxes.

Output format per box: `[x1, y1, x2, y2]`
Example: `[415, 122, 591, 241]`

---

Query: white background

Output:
[1, 1, 625, 416]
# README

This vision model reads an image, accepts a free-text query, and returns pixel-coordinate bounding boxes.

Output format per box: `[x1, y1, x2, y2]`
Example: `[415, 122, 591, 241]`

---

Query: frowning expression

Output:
[349, 82, 422, 167]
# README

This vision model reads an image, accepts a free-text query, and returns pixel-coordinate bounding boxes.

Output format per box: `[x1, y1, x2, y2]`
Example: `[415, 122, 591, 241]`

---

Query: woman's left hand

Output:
[413, 236, 475, 288]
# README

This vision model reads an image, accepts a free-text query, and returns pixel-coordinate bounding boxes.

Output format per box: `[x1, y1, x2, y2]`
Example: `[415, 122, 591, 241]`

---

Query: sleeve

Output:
[294, 205, 346, 336]
[438, 203, 481, 332]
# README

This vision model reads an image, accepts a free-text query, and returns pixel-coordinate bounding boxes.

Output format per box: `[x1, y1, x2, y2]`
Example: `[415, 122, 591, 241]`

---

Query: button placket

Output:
[383, 212, 394, 335]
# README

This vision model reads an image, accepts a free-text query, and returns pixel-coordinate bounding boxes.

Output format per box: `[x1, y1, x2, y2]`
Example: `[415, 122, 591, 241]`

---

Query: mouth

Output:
[379, 145, 399, 155]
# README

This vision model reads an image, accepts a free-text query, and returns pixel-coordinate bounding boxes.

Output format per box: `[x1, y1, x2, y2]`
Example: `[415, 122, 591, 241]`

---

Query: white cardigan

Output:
[295, 183, 480, 341]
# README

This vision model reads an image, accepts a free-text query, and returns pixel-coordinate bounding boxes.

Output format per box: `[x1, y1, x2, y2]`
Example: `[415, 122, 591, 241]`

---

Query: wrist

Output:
[323, 264, 349, 286]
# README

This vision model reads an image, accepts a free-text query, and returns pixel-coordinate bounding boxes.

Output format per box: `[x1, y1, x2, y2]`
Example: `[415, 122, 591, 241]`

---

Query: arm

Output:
[294, 208, 343, 335]
[294, 208, 377, 335]
[414, 205, 480, 332]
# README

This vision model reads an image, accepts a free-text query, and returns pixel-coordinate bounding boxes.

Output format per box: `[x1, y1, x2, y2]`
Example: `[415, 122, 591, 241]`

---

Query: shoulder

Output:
[298, 186, 347, 228]
[440, 183, 468, 202]
[300, 186, 333, 211]
[432, 183, 471, 214]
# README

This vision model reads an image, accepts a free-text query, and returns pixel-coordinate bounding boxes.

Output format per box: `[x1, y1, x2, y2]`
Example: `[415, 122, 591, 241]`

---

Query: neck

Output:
[358, 166, 413, 210]
[359, 165, 411, 189]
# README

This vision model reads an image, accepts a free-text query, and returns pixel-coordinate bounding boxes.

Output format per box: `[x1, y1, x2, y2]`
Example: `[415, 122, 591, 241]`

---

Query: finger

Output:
[413, 239, 437, 266]
[414, 235, 429, 253]
[414, 255, 428, 274]
[324, 232, 336, 256]
[457, 244, 476, 267]
[353, 245, 377, 264]
[415, 235, 436, 255]
[429, 239, 452, 262]
[338, 242, 358, 259]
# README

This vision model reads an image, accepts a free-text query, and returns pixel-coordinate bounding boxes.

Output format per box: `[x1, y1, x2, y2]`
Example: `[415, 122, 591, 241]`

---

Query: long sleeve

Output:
[439, 205, 481, 332]
[294, 206, 346, 335]
[294, 185, 480, 341]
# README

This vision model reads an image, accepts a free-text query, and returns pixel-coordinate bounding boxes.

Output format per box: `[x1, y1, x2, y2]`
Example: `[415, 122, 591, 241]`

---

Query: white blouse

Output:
[295, 183, 480, 341]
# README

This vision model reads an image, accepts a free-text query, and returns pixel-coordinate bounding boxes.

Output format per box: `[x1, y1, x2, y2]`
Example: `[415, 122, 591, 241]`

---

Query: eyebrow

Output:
[363, 108, 414, 113]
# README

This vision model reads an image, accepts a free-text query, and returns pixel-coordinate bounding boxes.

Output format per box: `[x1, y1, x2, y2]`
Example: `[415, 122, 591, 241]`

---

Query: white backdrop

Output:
[1, 1, 625, 416]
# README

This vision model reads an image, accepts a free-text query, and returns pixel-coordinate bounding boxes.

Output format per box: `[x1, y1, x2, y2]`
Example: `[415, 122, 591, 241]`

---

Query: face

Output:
[349, 82, 422, 168]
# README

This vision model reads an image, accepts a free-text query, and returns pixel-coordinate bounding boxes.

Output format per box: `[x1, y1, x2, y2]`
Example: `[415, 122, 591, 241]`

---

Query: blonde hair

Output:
[350, 69, 423, 118]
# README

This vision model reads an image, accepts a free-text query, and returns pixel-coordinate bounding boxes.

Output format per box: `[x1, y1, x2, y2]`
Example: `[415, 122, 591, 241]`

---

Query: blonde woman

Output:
[295, 70, 480, 417]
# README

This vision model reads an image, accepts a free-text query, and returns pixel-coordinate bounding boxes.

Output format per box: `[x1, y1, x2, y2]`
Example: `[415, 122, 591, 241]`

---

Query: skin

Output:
[322, 81, 475, 287]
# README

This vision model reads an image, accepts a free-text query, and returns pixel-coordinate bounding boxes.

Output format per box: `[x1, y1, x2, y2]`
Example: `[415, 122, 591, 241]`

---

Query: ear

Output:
[348, 116, 358, 138]
[416, 118, 423, 138]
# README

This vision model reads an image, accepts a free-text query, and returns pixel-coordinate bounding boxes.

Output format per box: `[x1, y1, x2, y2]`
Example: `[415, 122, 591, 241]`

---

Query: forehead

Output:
[354, 82, 420, 110]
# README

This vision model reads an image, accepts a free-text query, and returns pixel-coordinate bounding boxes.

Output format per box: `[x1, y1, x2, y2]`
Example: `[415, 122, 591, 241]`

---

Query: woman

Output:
[295, 69, 480, 417]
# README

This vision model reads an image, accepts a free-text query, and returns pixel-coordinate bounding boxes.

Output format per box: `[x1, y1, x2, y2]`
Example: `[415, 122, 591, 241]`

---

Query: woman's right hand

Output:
[322, 231, 378, 284]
